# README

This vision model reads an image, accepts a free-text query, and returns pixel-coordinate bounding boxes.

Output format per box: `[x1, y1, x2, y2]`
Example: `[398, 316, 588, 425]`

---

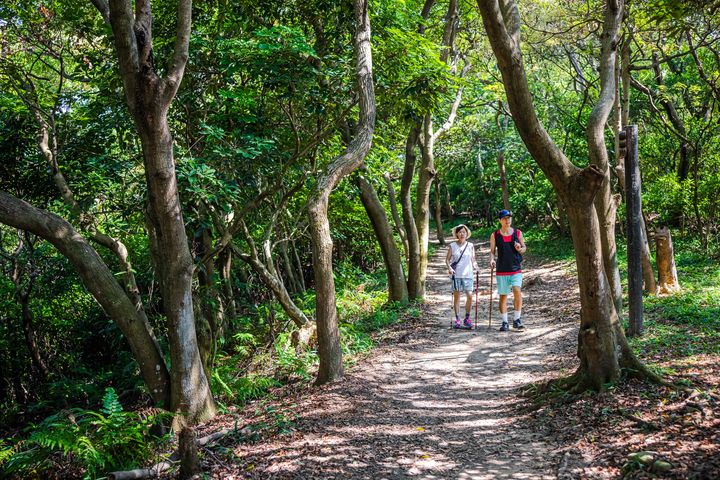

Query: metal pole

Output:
[474, 270, 479, 328]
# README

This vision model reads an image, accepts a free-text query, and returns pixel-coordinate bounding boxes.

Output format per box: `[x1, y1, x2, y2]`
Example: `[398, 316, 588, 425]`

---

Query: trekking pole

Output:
[474, 270, 479, 329]
[450, 275, 455, 328]
[488, 266, 494, 328]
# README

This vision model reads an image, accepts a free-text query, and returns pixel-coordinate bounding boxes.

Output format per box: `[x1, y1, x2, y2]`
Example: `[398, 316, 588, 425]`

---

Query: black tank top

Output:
[494, 229, 523, 274]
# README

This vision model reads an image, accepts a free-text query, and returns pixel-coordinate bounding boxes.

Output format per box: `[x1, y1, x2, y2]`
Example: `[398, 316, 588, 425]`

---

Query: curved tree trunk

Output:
[0, 191, 171, 406]
[383, 172, 409, 260]
[415, 116, 436, 299]
[433, 181, 445, 246]
[414, 0, 460, 298]
[102, 0, 215, 425]
[586, 0, 623, 316]
[237, 222, 310, 329]
[355, 174, 409, 303]
[401, 126, 423, 300]
[477, 0, 657, 390]
[308, 0, 376, 385]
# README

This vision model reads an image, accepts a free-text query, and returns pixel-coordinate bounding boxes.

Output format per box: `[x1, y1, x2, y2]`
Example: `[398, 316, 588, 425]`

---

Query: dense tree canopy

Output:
[0, 0, 718, 477]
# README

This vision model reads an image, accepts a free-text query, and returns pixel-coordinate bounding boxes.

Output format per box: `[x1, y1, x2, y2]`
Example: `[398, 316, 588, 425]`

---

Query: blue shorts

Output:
[496, 273, 522, 295]
[452, 277, 474, 293]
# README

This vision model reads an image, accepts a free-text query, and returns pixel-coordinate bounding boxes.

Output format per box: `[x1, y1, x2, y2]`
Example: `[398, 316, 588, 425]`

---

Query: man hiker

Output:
[446, 224, 479, 329]
[489, 209, 527, 331]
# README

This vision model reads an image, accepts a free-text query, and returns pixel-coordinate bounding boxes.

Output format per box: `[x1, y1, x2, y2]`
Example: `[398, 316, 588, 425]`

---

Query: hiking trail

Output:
[208, 236, 582, 479]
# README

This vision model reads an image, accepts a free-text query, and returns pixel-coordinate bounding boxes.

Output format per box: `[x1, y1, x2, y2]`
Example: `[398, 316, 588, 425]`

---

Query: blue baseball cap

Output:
[497, 209, 512, 219]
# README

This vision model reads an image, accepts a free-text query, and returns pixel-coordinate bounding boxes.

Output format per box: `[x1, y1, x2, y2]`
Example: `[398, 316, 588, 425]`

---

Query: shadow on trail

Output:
[226, 236, 576, 479]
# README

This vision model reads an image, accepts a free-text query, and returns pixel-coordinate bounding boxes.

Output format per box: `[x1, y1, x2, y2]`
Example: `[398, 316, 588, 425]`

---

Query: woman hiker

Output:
[446, 224, 479, 329]
[489, 209, 527, 331]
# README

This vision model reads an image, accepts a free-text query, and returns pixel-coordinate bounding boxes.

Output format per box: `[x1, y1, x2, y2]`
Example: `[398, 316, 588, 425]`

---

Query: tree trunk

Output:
[434, 181, 445, 246]
[383, 172, 409, 260]
[617, 36, 657, 295]
[586, 0, 623, 316]
[237, 252, 310, 329]
[401, 126, 423, 300]
[0, 191, 171, 405]
[308, 0, 376, 385]
[104, 0, 215, 425]
[414, 116, 435, 299]
[19, 288, 49, 379]
[413, 0, 460, 299]
[195, 228, 221, 379]
[218, 248, 237, 321]
[656, 227, 681, 294]
[442, 183, 454, 219]
[497, 150, 510, 210]
[279, 236, 301, 295]
[355, 174, 409, 303]
[566, 200, 645, 389]
[292, 240, 306, 293]
[476, 0, 658, 390]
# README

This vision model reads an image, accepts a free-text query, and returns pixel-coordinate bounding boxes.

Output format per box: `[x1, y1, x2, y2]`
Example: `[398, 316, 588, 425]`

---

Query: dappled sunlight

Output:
[222, 237, 579, 479]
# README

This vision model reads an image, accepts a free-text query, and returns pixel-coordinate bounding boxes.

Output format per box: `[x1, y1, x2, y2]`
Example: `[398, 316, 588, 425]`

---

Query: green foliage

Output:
[628, 246, 720, 359]
[273, 332, 316, 381]
[211, 370, 280, 405]
[522, 228, 576, 263]
[1, 388, 168, 479]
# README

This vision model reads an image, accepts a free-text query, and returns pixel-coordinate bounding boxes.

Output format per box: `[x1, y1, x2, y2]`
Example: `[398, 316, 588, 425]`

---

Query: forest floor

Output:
[190, 236, 719, 479]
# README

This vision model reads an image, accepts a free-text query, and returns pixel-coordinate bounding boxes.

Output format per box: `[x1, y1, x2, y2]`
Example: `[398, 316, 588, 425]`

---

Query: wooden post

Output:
[623, 125, 643, 336]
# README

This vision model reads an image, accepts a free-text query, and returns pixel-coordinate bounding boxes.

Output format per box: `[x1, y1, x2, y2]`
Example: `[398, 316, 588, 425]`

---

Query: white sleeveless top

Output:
[450, 241, 474, 278]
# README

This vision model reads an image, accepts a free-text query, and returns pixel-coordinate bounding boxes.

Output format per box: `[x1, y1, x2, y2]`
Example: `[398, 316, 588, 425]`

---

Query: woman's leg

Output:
[453, 290, 461, 317]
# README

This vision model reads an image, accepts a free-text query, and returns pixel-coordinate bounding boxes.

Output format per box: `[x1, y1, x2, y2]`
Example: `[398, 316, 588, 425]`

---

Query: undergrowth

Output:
[0, 388, 169, 479]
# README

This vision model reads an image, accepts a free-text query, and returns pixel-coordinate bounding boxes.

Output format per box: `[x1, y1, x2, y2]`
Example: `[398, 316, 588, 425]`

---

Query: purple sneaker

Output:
[454, 316, 462, 329]
[463, 314, 473, 329]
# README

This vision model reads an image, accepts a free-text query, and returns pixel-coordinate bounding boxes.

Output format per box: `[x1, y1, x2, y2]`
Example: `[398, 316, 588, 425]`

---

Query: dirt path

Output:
[217, 237, 581, 479]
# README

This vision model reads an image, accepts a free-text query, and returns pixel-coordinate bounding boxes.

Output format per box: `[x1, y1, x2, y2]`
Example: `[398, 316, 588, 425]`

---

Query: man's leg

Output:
[498, 293, 509, 330]
[512, 285, 524, 329]
[513, 286, 522, 311]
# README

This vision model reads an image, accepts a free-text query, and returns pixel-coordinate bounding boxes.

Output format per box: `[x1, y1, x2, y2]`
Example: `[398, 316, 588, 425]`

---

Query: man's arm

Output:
[515, 231, 527, 254]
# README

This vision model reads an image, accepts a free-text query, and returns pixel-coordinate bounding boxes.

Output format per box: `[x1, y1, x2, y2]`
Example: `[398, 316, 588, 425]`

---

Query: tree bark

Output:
[383, 172, 409, 260]
[586, 0, 623, 315]
[477, 0, 657, 390]
[656, 227, 681, 294]
[415, 116, 435, 299]
[433, 181, 445, 246]
[355, 174, 408, 303]
[617, 35, 657, 295]
[307, 0, 376, 385]
[401, 126, 423, 299]
[102, 0, 215, 424]
[237, 223, 310, 329]
[413, 0, 460, 298]
[497, 150, 510, 210]
[0, 191, 171, 405]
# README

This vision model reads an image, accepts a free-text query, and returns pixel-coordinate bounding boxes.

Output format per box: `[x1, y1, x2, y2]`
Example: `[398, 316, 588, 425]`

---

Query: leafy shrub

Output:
[1, 388, 168, 479]
[211, 369, 280, 405]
